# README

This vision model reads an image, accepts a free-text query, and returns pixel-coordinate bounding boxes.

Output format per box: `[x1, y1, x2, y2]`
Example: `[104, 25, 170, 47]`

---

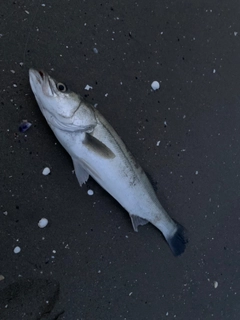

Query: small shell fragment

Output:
[0, 275, 5, 281]
[87, 189, 94, 196]
[151, 81, 160, 91]
[42, 167, 51, 175]
[38, 218, 48, 228]
[214, 281, 218, 288]
[19, 121, 32, 133]
[85, 85, 93, 90]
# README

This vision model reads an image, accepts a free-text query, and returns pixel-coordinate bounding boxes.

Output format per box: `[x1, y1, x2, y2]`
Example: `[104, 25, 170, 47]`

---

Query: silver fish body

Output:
[29, 68, 188, 256]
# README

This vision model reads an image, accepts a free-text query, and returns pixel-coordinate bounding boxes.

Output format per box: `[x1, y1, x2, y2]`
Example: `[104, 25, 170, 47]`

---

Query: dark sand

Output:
[1, 1, 240, 319]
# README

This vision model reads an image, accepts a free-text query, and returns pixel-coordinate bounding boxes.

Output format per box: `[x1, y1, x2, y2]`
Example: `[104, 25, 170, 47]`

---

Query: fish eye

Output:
[56, 82, 67, 92]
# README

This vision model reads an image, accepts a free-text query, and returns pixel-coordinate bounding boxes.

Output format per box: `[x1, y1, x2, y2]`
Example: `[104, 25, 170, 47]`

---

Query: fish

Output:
[29, 68, 188, 256]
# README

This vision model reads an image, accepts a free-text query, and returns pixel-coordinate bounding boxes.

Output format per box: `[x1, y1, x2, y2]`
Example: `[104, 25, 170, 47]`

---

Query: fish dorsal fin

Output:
[130, 214, 149, 232]
[83, 133, 115, 159]
[72, 158, 89, 186]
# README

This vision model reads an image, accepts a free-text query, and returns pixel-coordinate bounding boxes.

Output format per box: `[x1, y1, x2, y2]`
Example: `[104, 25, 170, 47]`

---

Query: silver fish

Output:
[29, 69, 188, 256]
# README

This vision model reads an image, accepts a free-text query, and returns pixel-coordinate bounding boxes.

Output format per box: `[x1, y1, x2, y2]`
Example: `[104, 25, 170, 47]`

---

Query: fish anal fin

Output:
[72, 159, 89, 186]
[84, 133, 115, 159]
[130, 214, 149, 232]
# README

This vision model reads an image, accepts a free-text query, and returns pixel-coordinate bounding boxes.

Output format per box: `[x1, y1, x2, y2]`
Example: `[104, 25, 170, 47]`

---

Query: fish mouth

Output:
[29, 68, 56, 97]
[29, 68, 45, 84]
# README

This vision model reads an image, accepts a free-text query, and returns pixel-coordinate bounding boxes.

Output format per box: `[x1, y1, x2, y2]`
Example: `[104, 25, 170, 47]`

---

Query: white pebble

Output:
[42, 167, 50, 175]
[195, 171, 199, 175]
[38, 218, 48, 228]
[151, 81, 160, 91]
[84, 85, 93, 90]
[213, 69, 216, 73]
[87, 189, 94, 196]
[14, 246, 21, 254]
[3, 211, 8, 216]
[156, 141, 161, 146]
[214, 281, 218, 288]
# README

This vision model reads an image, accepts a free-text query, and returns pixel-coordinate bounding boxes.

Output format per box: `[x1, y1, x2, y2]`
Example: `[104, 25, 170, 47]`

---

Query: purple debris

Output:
[19, 121, 32, 133]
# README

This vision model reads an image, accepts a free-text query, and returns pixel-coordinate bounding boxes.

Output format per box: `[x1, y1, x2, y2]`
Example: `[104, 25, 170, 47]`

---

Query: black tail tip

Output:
[166, 222, 188, 256]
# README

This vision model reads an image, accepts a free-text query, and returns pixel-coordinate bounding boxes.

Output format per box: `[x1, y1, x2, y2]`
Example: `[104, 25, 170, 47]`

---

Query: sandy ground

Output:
[1, 1, 240, 319]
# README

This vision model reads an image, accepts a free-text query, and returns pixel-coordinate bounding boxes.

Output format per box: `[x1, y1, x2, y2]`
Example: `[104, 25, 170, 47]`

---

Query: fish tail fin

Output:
[164, 221, 188, 256]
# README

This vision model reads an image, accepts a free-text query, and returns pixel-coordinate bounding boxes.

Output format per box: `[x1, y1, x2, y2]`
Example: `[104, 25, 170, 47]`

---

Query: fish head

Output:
[29, 69, 97, 132]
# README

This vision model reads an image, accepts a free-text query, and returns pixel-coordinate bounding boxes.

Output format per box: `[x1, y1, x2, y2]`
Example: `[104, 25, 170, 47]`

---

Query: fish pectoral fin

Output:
[130, 214, 149, 232]
[72, 159, 89, 186]
[83, 133, 115, 159]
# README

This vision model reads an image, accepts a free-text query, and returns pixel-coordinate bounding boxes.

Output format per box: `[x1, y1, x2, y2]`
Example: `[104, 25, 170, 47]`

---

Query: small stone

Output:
[19, 121, 32, 133]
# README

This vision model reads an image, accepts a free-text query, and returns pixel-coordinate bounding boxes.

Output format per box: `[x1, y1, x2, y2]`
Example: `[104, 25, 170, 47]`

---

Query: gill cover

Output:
[29, 69, 97, 132]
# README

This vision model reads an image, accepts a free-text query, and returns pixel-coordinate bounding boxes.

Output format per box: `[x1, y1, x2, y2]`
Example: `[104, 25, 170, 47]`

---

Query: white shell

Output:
[151, 81, 160, 90]
[14, 246, 21, 254]
[42, 167, 50, 175]
[38, 218, 48, 228]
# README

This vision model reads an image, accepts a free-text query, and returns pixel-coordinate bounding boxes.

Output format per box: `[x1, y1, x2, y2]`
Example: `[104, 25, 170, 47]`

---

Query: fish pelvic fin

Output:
[72, 158, 89, 186]
[165, 221, 188, 256]
[83, 133, 116, 159]
[130, 214, 149, 231]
